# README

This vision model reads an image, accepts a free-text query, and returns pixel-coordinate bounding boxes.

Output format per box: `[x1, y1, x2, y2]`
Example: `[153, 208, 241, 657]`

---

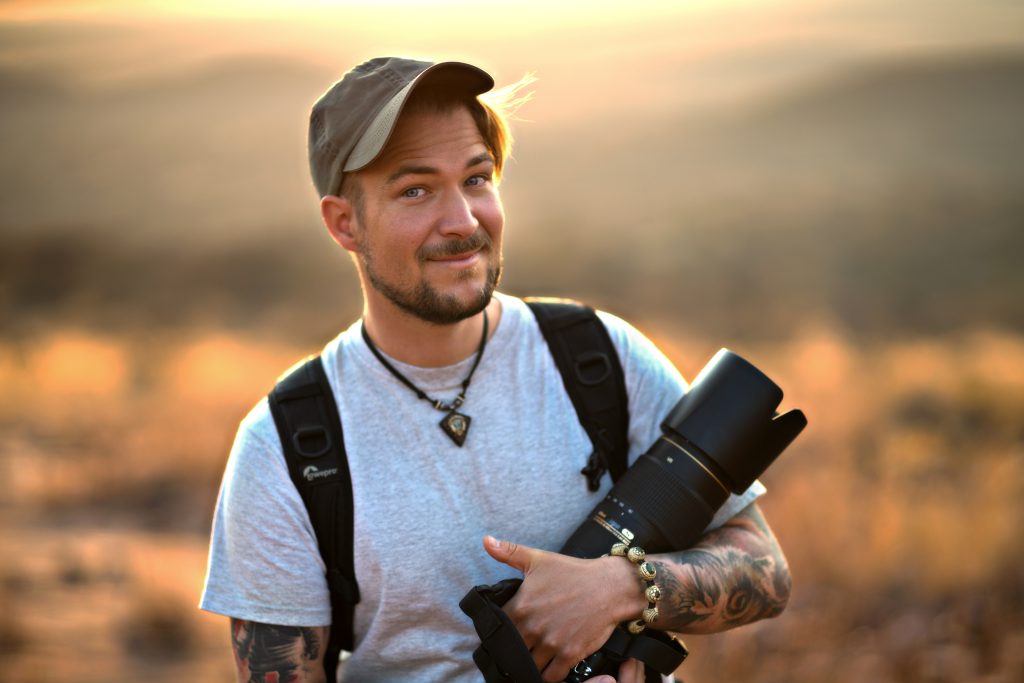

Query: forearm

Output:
[648, 503, 791, 634]
[484, 503, 790, 680]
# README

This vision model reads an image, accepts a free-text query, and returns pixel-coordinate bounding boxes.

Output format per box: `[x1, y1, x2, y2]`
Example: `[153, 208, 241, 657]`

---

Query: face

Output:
[343, 105, 505, 325]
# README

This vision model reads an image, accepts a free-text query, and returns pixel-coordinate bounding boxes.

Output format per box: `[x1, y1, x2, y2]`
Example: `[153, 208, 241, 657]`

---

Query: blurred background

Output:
[1, 0, 1022, 681]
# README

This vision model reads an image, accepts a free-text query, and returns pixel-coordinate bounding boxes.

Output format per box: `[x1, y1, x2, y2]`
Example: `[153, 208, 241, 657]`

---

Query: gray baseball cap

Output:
[308, 57, 495, 198]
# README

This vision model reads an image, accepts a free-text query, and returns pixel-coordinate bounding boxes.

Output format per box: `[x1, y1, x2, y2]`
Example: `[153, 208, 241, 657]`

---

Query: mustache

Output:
[418, 231, 493, 261]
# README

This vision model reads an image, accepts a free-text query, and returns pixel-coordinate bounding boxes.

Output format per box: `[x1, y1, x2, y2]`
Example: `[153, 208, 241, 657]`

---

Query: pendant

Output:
[440, 411, 471, 447]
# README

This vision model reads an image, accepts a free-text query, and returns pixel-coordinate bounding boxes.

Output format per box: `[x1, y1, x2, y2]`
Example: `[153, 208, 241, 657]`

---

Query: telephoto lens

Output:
[559, 349, 807, 681]
[561, 348, 806, 558]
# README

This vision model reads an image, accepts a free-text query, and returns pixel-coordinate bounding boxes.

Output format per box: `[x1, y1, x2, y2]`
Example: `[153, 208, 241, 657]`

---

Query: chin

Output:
[369, 259, 501, 325]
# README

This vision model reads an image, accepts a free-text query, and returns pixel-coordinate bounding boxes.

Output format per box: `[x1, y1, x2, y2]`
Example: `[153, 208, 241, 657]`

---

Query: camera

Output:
[464, 349, 806, 682]
[559, 348, 806, 680]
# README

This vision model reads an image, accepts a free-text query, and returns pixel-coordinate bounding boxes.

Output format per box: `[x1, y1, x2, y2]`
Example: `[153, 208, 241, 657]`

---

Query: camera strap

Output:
[459, 578, 541, 683]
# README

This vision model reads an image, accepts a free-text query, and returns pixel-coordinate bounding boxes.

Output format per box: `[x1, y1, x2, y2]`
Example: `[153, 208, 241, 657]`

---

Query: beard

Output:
[359, 230, 503, 325]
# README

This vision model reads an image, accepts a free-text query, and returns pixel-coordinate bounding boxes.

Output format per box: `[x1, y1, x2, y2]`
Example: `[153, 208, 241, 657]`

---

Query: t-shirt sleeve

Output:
[595, 310, 766, 531]
[199, 400, 332, 627]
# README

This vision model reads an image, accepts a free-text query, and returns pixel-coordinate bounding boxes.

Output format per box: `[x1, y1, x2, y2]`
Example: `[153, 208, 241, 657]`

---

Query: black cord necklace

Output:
[361, 310, 489, 447]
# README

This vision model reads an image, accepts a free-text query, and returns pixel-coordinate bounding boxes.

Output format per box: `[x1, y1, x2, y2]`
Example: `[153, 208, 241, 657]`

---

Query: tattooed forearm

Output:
[649, 503, 791, 633]
[230, 619, 328, 683]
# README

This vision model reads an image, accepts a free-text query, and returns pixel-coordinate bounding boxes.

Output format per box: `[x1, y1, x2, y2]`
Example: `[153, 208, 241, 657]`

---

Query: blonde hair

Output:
[477, 73, 536, 181]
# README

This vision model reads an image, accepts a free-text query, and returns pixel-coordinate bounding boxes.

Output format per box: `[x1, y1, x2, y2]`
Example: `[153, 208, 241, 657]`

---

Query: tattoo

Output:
[652, 504, 791, 633]
[231, 619, 322, 683]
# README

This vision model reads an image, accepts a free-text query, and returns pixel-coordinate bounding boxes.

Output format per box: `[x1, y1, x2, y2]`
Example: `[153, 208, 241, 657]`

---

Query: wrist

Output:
[601, 553, 648, 623]
[609, 543, 662, 633]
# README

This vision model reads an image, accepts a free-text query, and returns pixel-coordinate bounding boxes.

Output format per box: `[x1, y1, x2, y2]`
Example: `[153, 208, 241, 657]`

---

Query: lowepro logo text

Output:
[303, 465, 338, 482]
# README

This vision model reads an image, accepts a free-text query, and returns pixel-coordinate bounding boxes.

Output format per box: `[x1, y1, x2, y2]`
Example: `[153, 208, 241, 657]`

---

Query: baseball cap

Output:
[308, 56, 495, 198]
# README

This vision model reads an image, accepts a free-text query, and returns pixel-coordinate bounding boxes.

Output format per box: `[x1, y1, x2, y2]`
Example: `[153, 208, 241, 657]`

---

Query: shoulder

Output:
[595, 308, 688, 392]
[214, 390, 323, 559]
[221, 397, 291, 503]
[595, 309, 662, 356]
[506, 295, 686, 393]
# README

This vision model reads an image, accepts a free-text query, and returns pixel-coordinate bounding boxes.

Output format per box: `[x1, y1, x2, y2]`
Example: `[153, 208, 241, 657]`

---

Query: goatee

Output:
[361, 231, 503, 325]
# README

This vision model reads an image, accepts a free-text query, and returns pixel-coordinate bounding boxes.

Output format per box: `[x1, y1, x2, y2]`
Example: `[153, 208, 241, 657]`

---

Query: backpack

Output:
[267, 299, 630, 682]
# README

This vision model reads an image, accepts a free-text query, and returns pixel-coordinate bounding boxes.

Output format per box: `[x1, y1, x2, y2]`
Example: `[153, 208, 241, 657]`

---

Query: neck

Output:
[361, 296, 502, 367]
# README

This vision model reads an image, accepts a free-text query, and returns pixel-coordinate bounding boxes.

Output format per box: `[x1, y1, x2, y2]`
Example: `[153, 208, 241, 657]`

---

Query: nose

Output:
[437, 188, 479, 238]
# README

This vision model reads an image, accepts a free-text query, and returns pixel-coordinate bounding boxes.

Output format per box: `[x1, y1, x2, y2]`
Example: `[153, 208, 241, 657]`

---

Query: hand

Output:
[590, 658, 644, 683]
[483, 536, 645, 683]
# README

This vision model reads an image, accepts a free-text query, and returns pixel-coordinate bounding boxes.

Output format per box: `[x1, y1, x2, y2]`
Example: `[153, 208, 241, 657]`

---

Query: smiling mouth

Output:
[427, 248, 484, 270]
[420, 232, 492, 265]
[431, 247, 481, 261]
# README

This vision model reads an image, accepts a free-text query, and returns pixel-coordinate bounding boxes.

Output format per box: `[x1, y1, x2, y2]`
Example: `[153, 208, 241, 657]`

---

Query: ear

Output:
[321, 194, 360, 253]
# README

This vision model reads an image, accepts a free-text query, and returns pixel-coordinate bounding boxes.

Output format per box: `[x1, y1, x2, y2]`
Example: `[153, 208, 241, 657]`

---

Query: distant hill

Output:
[508, 50, 1024, 339]
[2, 50, 1022, 341]
[0, 55, 334, 238]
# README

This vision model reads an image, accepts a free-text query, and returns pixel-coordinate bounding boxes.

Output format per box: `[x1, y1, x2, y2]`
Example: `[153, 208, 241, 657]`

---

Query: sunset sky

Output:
[2, 0, 1020, 88]
[2, 0, 1021, 246]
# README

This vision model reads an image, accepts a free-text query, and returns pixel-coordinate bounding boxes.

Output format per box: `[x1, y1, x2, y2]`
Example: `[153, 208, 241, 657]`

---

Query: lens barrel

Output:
[562, 349, 806, 559]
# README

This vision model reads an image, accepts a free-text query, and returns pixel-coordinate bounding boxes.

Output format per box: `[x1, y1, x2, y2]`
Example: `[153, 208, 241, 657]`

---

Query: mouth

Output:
[420, 230, 493, 272]
[422, 234, 491, 269]
[428, 247, 483, 267]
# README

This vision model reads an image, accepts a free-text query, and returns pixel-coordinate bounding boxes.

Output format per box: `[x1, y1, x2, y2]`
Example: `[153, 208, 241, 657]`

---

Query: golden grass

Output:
[2, 323, 1023, 682]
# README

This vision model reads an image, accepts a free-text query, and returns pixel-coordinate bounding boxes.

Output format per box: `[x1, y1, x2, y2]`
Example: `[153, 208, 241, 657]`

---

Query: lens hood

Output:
[662, 349, 807, 493]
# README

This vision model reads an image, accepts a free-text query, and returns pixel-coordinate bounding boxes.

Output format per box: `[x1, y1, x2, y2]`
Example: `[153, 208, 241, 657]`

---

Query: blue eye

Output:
[402, 187, 425, 198]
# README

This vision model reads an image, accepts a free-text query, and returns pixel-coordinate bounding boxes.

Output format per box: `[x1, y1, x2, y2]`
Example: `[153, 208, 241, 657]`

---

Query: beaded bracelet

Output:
[610, 543, 661, 634]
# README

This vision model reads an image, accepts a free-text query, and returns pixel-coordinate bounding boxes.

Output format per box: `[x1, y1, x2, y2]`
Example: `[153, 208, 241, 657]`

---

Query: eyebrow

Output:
[384, 153, 494, 186]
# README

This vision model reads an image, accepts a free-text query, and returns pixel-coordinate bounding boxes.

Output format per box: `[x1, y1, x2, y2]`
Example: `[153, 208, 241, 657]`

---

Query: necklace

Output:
[361, 310, 489, 447]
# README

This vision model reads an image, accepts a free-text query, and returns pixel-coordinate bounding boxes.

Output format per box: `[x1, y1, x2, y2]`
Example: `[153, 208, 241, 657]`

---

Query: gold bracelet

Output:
[610, 543, 661, 634]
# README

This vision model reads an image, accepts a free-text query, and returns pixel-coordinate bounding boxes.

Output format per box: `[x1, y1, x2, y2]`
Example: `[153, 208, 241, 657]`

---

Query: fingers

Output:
[540, 651, 587, 683]
[617, 658, 644, 683]
[483, 535, 539, 574]
[570, 658, 642, 683]
[484, 537, 618, 681]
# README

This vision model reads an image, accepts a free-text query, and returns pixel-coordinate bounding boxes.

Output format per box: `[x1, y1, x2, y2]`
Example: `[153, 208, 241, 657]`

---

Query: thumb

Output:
[483, 535, 539, 574]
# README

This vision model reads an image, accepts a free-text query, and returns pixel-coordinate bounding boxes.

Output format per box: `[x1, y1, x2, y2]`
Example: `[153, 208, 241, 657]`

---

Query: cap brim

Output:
[344, 61, 494, 172]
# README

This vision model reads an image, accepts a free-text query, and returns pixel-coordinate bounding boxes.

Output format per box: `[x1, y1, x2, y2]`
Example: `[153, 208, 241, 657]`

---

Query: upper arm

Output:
[230, 619, 330, 683]
[200, 415, 333, 627]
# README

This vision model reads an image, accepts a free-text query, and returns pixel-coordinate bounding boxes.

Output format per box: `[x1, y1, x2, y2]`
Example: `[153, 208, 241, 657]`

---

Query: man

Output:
[200, 57, 792, 683]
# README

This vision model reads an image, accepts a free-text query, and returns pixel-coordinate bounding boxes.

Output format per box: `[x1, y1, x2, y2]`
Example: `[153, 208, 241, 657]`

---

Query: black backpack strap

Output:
[267, 356, 358, 682]
[526, 298, 630, 490]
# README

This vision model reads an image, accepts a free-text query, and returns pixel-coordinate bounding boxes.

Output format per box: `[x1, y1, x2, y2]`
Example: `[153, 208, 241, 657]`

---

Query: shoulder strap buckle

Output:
[575, 351, 613, 386]
[580, 450, 606, 491]
[292, 425, 332, 458]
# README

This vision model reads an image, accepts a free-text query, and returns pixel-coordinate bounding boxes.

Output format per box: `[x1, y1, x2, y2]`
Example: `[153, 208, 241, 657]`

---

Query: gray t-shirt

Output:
[200, 293, 764, 681]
